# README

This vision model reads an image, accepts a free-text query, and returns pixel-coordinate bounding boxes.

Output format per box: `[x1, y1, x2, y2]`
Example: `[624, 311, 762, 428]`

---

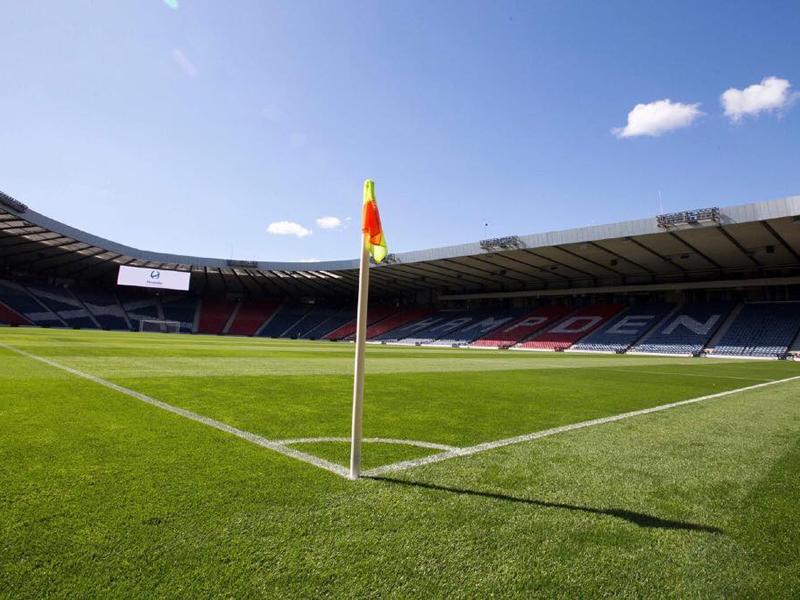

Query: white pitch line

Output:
[278, 437, 457, 451]
[0, 343, 350, 478]
[363, 374, 800, 477]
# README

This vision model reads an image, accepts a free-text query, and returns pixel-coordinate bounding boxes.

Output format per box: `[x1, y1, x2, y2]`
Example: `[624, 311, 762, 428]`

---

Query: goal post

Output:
[139, 319, 181, 334]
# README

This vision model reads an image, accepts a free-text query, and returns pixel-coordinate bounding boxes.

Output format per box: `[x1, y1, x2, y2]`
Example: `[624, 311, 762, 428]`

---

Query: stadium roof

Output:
[2, 191, 800, 299]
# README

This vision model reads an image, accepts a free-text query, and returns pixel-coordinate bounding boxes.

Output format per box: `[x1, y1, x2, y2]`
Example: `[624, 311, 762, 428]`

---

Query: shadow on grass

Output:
[370, 477, 722, 534]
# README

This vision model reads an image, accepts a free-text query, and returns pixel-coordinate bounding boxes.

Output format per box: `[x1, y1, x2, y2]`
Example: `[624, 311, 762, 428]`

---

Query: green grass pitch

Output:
[1, 327, 799, 598]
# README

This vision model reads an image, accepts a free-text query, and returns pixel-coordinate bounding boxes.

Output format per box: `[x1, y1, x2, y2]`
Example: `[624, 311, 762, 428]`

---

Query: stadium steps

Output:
[323, 305, 396, 340]
[26, 283, 98, 329]
[470, 306, 573, 349]
[66, 286, 103, 330]
[222, 301, 241, 334]
[232, 300, 282, 336]
[0, 300, 30, 325]
[20, 284, 69, 328]
[704, 302, 745, 352]
[114, 292, 134, 331]
[513, 304, 625, 351]
[629, 303, 683, 350]
[363, 308, 434, 341]
[198, 298, 238, 335]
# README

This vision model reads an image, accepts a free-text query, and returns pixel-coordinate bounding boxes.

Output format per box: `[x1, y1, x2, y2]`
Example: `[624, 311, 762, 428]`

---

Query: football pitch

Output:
[2, 328, 799, 598]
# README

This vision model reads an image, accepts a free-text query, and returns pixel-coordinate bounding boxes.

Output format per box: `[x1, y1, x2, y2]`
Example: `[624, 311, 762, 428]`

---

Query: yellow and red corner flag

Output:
[362, 179, 388, 263]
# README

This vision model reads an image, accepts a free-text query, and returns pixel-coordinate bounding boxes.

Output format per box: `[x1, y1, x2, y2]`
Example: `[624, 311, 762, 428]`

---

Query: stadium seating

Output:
[227, 300, 281, 336]
[118, 290, 163, 331]
[631, 303, 733, 355]
[372, 312, 449, 343]
[427, 310, 523, 346]
[24, 283, 98, 329]
[570, 303, 675, 353]
[323, 305, 396, 340]
[0, 279, 63, 327]
[397, 311, 482, 345]
[515, 304, 624, 351]
[470, 305, 573, 348]
[198, 299, 237, 335]
[257, 304, 311, 337]
[161, 296, 199, 333]
[72, 287, 130, 330]
[301, 309, 355, 339]
[0, 300, 29, 325]
[363, 308, 434, 341]
[712, 303, 800, 358]
[280, 307, 355, 339]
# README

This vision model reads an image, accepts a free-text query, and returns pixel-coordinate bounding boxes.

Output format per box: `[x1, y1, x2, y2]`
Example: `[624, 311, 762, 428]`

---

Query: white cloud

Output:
[266, 221, 311, 238]
[171, 48, 197, 77]
[316, 216, 343, 230]
[721, 76, 794, 122]
[613, 99, 703, 138]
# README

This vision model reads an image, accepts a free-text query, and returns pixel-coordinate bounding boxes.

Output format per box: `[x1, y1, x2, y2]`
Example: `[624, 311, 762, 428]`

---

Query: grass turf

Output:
[1, 327, 799, 597]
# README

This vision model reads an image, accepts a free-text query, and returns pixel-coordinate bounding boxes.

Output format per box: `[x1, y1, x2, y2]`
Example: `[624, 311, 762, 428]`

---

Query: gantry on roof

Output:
[1, 191, 799, 299]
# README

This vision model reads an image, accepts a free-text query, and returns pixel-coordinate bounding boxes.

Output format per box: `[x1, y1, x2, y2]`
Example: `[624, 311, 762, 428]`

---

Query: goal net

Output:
[139, 319, 181, 334]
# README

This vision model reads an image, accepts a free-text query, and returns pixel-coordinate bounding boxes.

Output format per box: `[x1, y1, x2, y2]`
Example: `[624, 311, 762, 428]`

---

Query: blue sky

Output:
[1, 1, 798, 262]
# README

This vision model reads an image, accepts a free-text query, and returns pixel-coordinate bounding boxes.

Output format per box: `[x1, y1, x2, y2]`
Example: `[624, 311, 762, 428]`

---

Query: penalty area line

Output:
[363, 373, 800, 477]
[0, 343, 350, 479]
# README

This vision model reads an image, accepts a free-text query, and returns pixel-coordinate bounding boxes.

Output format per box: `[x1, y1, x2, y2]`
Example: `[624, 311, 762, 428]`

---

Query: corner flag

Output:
[362, 179, 388, 263]
[350, 179, 387, 479]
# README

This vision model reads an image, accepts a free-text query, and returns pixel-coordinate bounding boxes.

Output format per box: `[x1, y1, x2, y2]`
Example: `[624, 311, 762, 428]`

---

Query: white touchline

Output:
[363, 374, 800, 477]
[0, 343, 350, 479]
[5, 341, 799, 481]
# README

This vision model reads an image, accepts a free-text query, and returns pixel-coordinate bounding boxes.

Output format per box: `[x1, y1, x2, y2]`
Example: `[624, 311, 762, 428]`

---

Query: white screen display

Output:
[117, 265, 191, 291]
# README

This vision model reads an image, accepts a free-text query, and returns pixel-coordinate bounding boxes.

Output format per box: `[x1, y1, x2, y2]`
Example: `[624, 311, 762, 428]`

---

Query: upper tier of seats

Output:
[712, 303, 800, 358]
[470, 306, 573, 348]
[631, 303, 734, 356]
[516, 304, 624, 351]
[570, 304, 676, 353]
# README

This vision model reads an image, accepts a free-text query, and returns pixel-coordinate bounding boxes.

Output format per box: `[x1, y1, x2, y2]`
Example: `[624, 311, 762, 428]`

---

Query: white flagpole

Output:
[349, 230, 370, 480]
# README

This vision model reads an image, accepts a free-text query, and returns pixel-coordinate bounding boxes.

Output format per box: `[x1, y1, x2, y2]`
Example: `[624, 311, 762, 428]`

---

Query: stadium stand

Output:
[25, 283, 98, 329]
[161, 295, 199, 333]
[515, 304, 624, 351]
[570, 303, 676, 353]
[228, 300, 282, 337]
[198, 299, 237, 335]
[364, 307, 434, 341]
[118, 290, 163, 331]
[711, 302, 800, 358]
[470, 305, 573, 349]
[323, 305, 396, 340]
[282, 307, 336, 339]
[631, 303, 734, 356]
[300, 309, 355, 339]
[372, 312, 448, 343]
[0, 279, 65, 327]
[0, 299, 29, 325]
[397, 311, 479, 345]
[258, 304, 311, 337]
[72, 286, 130, 330]
[427, 310, 523, 346]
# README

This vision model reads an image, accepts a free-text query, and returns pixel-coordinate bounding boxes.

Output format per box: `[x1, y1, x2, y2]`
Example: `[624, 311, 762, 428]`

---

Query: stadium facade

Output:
[2, 191, 800, 359]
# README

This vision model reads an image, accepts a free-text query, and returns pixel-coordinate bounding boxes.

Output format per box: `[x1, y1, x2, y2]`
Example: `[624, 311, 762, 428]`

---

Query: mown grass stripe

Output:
[0, 342, 350, 478]
[364, 374, 800, 477]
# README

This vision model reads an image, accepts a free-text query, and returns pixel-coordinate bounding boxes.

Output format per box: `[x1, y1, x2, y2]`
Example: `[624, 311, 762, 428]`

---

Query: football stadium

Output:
[2, 190, 800, 597]
[3, 2, 800, 598]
